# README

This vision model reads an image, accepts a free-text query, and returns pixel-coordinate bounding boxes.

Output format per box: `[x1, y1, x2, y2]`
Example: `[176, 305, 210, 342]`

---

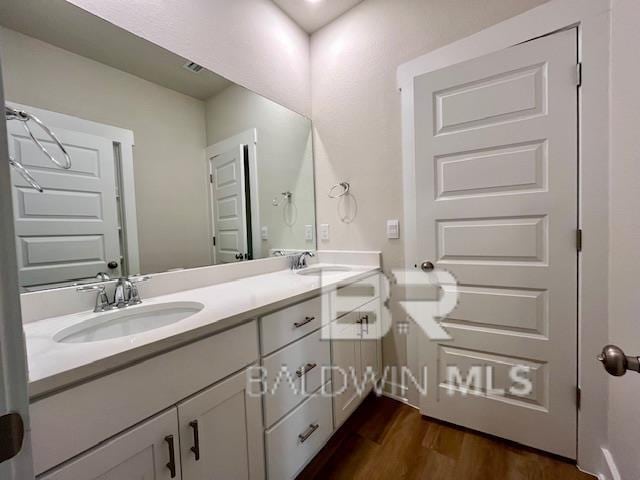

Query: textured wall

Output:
[310, 0, 549, 387]
[608, 0, 640, 477]
[66, 0, 311, 117]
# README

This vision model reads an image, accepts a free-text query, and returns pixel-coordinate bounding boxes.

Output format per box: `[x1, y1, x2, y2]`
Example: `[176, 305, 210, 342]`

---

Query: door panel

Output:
[414, 29, 578, 458]
[210, 146, 247, 263]
[7, 123, 121, 287]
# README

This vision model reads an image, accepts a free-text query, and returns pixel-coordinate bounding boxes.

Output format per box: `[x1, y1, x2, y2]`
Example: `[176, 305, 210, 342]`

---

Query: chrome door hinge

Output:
[576, 63, 582, 87]
[576, 229, 583, 252]
[576, 386, 582, 410]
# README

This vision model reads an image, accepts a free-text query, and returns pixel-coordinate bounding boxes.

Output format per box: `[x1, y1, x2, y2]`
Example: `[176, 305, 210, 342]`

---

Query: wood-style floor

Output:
[297, 395, 594, 480]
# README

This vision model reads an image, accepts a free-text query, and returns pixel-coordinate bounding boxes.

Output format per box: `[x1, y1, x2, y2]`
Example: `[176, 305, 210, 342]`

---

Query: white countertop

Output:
[25, 264, 379, 398]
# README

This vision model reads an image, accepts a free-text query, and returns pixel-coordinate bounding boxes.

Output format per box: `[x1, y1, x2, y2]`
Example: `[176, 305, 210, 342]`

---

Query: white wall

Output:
[65, 0, 311, 117]
[310, 0, 549, 389]
[608, 0, 640, 478]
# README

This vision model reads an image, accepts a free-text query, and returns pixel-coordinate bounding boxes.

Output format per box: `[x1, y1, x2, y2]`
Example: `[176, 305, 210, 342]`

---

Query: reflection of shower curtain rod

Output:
[5, 105, 72, 192]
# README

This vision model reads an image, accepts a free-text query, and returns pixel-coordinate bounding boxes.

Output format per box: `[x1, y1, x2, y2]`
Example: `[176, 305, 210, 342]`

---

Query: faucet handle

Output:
[76, 284, 106, 293]
[77, 284, 112, 312]
[129, 275, 150, 305]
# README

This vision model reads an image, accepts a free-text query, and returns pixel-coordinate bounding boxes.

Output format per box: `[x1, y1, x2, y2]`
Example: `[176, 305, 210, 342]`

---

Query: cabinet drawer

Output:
[39, 409, 180, 480]
[260, 295, 327, 355]
[265, 385, 333, 480]
[262, 329, 331, 427]
[332, 274, 380, 319]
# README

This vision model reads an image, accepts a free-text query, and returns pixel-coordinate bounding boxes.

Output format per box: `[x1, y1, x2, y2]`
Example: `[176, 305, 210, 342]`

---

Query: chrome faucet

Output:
[291, 251, 315, 270]
[114, 277, 134, 308]
[77, 275, 151, 312]
[114, 276, 150, 308]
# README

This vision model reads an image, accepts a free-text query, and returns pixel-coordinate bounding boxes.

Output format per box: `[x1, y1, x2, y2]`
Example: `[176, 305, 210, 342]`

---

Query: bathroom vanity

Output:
[0, 3, 385, 478]
[23, 254, 384, 479]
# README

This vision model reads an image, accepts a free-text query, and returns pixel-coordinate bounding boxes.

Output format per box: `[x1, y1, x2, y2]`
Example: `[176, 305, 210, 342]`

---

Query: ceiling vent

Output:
[183, 61, 204, 73]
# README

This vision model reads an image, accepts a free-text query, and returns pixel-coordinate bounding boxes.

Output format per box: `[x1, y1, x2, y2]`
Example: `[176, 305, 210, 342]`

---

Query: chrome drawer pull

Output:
[298, 423, 319, 443]
[294, 316, 315, 328]
[296, 362, 317, 378]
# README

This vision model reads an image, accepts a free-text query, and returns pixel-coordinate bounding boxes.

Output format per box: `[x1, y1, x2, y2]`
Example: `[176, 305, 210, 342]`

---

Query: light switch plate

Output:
[304, 225, 314, 241]
[261, 226, 268, 240]
[386, 219, 400, 239]
[320, 224, 330, 241]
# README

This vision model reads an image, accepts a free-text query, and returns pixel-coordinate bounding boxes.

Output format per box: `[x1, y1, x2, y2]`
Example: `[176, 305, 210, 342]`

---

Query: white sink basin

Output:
[296, 266, 352, 276]
[54, 301, 204, 343]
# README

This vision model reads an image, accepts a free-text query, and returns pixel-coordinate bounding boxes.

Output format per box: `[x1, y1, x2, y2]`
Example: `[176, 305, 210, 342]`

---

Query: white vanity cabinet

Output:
[259, 294, 334, 479]
[39, 367, 264, 480]
[178, 369, 264, 480]
[39, 409, 181, 480]
[31, 268, 383, 480]
[259, 273, 382, 478]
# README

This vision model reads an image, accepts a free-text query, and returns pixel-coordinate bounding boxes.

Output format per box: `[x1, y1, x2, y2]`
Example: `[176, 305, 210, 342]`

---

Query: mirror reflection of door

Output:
[209, 144, 251, 263]
[6, 106, 133, 291]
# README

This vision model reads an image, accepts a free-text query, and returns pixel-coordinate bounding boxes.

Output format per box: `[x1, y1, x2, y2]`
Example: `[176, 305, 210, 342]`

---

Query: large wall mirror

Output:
[0, 1, 316, 292]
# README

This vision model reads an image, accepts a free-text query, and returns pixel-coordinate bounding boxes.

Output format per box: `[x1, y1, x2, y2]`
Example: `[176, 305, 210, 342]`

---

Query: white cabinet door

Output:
[40, 409, 181, 480]
[413, 28, 578, 457]
[178, 369, 264, 480]
[359, 299, 382, 381]
[331, 311, 362, 429]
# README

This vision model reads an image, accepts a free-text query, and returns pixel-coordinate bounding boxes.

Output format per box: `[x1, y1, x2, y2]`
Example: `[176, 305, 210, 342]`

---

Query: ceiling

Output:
[0, 0, 231, 100]
[272, 0, 364, 34]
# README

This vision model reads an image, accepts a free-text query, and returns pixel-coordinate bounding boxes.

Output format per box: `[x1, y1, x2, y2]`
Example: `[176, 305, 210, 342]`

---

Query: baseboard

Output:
[380, 381, 420, 410]
[599, 447, 621, 480]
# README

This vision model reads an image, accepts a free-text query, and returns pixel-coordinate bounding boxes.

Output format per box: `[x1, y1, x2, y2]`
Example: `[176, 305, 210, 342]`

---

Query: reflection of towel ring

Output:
[272, 191, 292, 206]
[328, 182, 350, 199]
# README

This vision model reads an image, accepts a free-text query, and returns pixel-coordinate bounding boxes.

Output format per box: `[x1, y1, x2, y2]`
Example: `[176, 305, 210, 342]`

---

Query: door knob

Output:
[597, 345, 640, 376]
[421, 261, 435, 272]
[107, 260, 118, 269]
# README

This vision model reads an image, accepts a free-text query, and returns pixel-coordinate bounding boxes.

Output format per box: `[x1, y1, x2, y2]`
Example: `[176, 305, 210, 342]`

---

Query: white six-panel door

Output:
[210, 146, 248, 264]
[414, 29, 578, 458]
[7, 122, 121, 288]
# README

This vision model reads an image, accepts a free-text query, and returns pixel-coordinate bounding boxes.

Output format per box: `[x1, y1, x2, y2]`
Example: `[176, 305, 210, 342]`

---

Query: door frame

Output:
[398, 0, 610, 476]
[0, 63, 34, 479]
[6, 102, 140, 276]
[205, 129, 261, 263]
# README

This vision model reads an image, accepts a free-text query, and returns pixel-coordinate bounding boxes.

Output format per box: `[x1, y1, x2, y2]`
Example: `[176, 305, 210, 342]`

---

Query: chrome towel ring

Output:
[328, 182, 350, 198]
[5, 105, 73, 192]
[6, 106, 72, 169]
